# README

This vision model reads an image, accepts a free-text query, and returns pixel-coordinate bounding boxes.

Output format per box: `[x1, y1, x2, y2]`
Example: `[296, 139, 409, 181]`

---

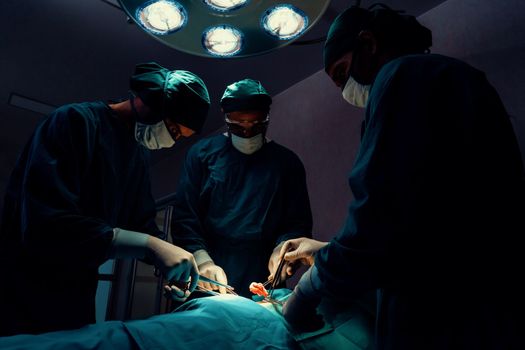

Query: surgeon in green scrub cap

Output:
[0, 62, 210, 336]
[171, 78, 313, 298]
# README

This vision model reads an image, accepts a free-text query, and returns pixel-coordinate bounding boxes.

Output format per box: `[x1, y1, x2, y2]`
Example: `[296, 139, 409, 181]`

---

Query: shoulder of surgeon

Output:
[186, 133, 229, 156]
[42, 101, 108, 133]
[375, 53, 484, 89]
[264, 139, 305, 165]
[257, 140, 307, 175]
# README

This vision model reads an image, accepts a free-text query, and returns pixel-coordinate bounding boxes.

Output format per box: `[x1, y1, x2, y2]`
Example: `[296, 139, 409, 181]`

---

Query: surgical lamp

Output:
[117, 0, 330, 58]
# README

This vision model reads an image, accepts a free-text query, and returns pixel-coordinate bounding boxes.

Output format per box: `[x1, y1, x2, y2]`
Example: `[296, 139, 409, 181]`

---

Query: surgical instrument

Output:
[198, 275, 238, 296]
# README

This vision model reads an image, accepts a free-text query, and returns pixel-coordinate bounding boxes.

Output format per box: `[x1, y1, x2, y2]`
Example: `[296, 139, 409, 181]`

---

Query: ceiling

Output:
[0, 0, 447, 170]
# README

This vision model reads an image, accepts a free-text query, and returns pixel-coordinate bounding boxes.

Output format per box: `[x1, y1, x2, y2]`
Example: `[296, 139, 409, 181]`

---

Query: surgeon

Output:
[171, 79, 312, 297]
[0, 62, 210, 336]
[280, 5, 525, 349]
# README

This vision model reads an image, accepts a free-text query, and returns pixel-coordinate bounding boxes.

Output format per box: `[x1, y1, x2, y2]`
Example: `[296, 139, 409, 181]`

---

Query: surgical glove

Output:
[164, 280, 191, 301]
[282, 266, 324, 333]
[146, 236, 199, 301]
[109, 228, 198, 301]
[280, 237, 329, 267]
[109, 228, 150, 259]
[268, 242, 297, 283]
[198, 261, 229, 294]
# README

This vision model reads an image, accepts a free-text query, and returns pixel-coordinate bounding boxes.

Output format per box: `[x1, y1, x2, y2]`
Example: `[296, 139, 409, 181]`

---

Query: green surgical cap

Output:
[220, 79, 272, 113]
[130, 62, 210, 133]
[323, 7, 372, 72]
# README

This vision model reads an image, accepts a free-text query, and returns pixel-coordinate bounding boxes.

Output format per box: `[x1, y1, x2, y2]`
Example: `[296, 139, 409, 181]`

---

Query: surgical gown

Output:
[171, 135, 312, 297]
[315, 54, 525, 349]
[0, 101, 161, 335]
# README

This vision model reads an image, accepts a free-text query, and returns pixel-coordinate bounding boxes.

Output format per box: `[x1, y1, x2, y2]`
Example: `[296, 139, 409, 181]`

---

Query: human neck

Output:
[108, 100, 134, 129]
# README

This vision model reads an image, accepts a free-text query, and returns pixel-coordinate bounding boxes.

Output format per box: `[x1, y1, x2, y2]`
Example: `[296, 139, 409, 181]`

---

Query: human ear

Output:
[357, 30, 378, 55]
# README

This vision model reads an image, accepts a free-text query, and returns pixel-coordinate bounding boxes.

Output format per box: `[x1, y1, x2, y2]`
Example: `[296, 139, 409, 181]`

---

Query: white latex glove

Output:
[109, 229, 199, 301]
[279, 237, 329, 267]
[198, 261, 228, 294]
[146, 236, 199, 301]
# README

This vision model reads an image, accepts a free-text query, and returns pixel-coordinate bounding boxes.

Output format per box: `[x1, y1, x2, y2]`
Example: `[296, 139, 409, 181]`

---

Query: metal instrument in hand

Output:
[195, 285, 222, 296]
[268, 254, 288, 299]
[263, 296, 283, 306]
[198, 274, 238, 296]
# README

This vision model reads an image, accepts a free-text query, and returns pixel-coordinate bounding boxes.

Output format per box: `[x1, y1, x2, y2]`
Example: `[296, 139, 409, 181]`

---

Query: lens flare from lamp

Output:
[262, 5, 308, 40]
[203, 26, 243, 57]
[136, 0, 187, 35]
[204, 0, 248, 12]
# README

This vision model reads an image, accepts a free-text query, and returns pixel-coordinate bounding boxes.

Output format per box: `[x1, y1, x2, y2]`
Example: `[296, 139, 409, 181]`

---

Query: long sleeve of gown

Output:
[170, 146, 209, 253]
[316, 55, 525, 300]
[274, 154, 313, 245]
[17, 106, 115, 267]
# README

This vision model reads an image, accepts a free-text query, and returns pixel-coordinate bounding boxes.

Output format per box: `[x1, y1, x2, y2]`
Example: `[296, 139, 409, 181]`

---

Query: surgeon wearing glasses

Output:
[170, 79, 313, 297]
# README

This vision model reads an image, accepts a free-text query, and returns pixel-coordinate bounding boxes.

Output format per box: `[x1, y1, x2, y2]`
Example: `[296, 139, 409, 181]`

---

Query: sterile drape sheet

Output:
[0, 294, 298, 350]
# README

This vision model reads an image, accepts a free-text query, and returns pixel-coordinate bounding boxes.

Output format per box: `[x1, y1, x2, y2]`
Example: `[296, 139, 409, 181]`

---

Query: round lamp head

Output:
[204, 0, 248, 12]
[136, 0, 187, 35]
[203, 25, 243, 57]
[262, 5, 308, 40]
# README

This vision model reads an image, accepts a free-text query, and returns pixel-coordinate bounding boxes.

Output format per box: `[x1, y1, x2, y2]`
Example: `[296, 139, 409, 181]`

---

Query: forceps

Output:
[271, 253, 288, 291]
[258, 254, 288, 305]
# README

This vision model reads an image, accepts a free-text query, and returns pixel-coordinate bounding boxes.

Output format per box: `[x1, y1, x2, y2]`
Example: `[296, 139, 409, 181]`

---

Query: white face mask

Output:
[231, 133, 264, 155]
[341, 75, 371, 108]
[134, 120, 175, 150]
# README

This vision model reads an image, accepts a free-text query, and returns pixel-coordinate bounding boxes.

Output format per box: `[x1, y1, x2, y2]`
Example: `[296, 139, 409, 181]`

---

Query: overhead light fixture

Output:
[136, 0, 187, 35]
[8, 93, 56, 115]
[204, 0, 248, 12]
[203, 25, 243, 57]
[262, 5, 308, 40]
[118, 0, 330, 58]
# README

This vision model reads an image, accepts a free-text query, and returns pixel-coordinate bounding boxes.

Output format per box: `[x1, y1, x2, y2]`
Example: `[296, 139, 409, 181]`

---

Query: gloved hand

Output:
[268, 242, 298, 283]
[109, 228, 199, 301]
[279, 237, 329, 267]
[146, 236, 199, 301]
[282, 266, 324, 333]
[198, 261, 229, 294]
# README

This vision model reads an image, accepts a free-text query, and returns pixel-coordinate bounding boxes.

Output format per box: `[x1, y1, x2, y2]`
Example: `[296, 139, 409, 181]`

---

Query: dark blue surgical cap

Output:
[323, 6, 432, 72]
[323, 7, 373, 72]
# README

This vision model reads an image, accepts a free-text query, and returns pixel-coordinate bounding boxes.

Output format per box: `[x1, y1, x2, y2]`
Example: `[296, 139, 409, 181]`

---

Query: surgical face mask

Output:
[341, 74, 371, 108]
[135, 120, 175, 150]
[231, 133, 264, 155]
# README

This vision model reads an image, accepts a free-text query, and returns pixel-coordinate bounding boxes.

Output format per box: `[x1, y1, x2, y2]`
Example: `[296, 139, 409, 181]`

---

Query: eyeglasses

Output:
[225, 115, 269, 135]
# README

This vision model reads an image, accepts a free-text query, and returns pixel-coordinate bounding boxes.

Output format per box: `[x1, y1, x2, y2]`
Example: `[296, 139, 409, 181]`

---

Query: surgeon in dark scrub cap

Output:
[0, 62, 210, 336]
[279, 5, 525, 350]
